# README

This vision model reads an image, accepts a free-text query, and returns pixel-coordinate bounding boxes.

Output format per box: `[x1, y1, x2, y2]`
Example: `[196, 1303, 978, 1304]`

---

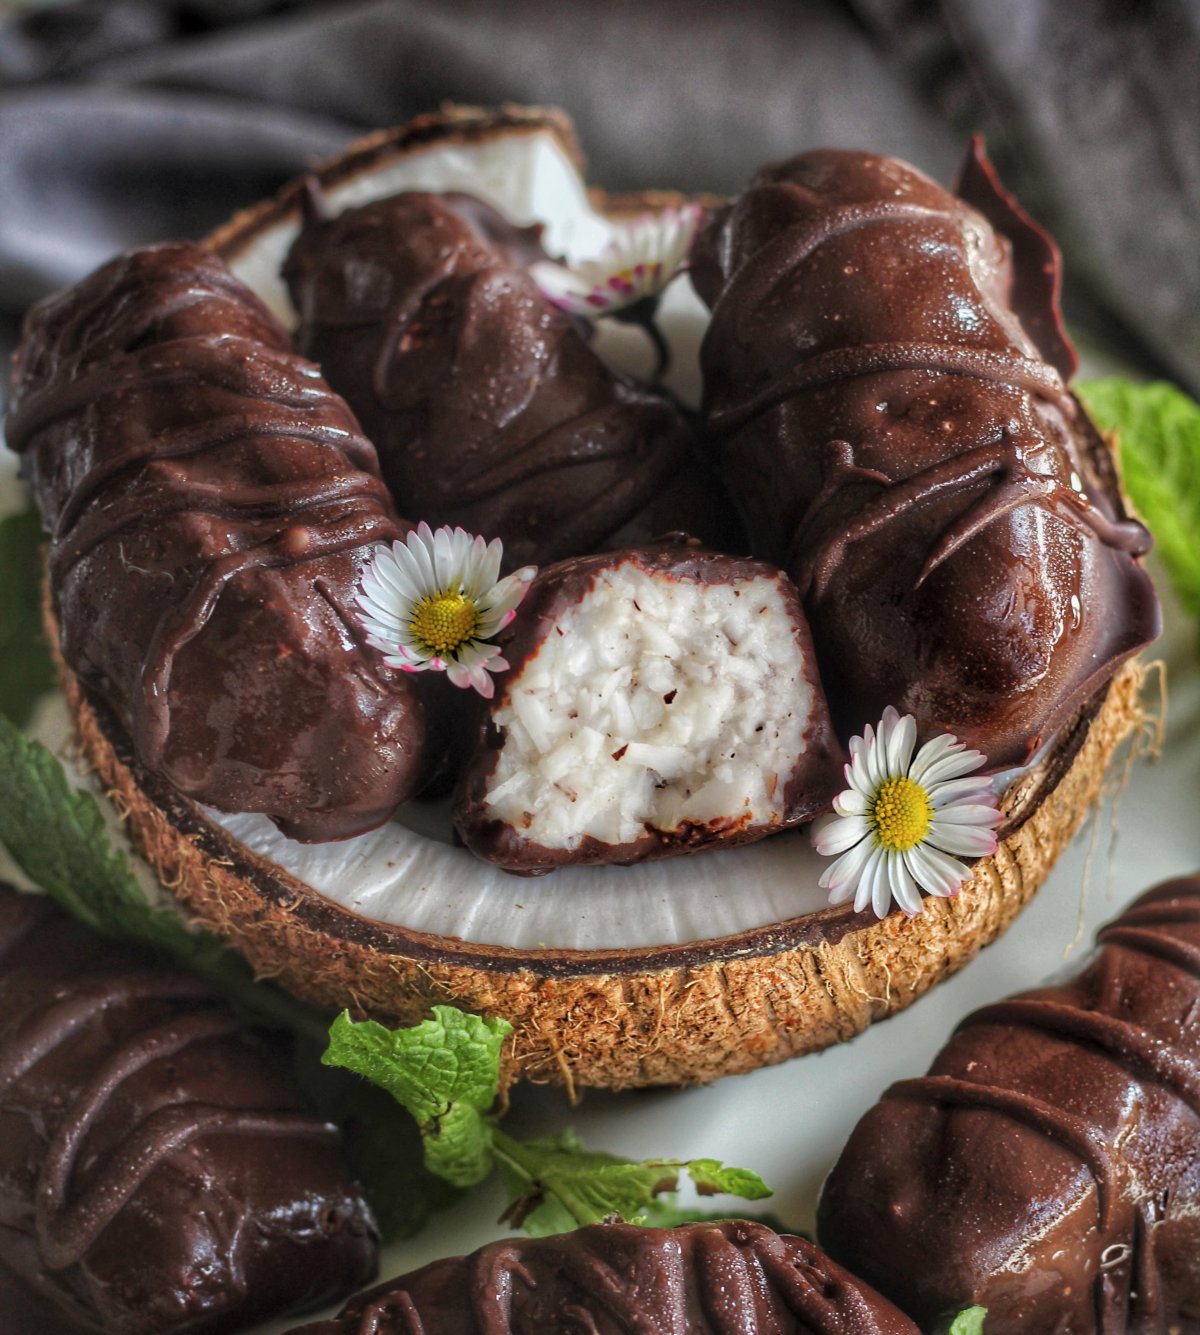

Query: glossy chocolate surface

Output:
[288, 1221, 918, 1334]
[0, 883, 378, 1334]
[455, 542, 842, 873]
[693, 143, 1159, 766]
[283, 189, 723, 571]
[818, 875, 1200, 1332]
[8, 242, 430, 841]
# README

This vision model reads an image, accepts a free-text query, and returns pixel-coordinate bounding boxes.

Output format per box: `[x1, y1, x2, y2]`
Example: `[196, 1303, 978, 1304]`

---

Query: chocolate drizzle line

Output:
[886, 1074, 1117, 1228]
[0, 885, 379, 1332]
[0, 969, 338, 1271]
[292, 1221, 918, 1334]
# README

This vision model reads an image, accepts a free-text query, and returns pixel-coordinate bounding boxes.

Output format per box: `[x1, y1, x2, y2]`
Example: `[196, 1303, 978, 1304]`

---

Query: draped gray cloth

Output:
[1, 0, 1197, 404]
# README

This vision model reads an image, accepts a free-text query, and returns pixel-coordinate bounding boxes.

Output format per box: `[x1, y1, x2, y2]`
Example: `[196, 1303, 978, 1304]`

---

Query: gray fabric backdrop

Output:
[1, 0, 1197, 404]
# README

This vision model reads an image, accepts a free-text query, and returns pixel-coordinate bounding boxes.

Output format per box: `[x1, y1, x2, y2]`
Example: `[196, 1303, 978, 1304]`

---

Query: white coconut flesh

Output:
[482, 563, 815, 850]
[193, 118, 1027, 954]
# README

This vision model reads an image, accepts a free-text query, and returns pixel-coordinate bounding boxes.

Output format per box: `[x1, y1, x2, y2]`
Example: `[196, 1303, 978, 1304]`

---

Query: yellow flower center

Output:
[870, 776, 934, 852]
[410, 592, 478, 656]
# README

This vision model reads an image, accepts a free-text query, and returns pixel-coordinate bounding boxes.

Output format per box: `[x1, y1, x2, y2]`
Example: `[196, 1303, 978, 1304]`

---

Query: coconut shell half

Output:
[48, 105, 1153, 1092]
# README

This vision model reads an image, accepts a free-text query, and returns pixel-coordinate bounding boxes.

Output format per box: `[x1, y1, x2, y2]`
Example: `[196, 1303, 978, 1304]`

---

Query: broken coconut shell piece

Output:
[455, 543, 841, 873]
[0, 883, 378, 1335]
[286, 1221, 919, 1335]
[282, 186, 730, 572]
[817, 874, 1200, 1333]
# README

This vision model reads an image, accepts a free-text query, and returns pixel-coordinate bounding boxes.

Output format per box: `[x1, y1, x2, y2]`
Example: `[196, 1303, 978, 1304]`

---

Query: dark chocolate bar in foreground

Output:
[0, 883, 378, 1334]
[818, 875, 1200, 1332]
[287, 1221, 919, 1334]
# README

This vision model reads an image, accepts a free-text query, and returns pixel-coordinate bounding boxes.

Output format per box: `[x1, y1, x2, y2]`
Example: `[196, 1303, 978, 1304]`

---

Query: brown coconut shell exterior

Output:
[50, 583, 1147, 1092]
[39, 104, 1155, 1093]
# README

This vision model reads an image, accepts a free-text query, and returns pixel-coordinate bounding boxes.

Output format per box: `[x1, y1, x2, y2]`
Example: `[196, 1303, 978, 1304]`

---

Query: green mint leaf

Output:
[491, 1130, 773, 1237]
[632, 1200, 797, 1232]
[0, 715, 323, 1039]
[0, 506, 55, 727]
[948, 1307, 987, 1335]
[291, 1032, 462, 1241]
[1077, 378, 1200, 623]
[684, 1159, 772, 1200]
[322, 1007, 511, 1189]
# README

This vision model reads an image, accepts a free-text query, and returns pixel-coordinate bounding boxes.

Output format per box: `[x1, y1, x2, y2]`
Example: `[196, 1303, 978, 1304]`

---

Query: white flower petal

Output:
[911, 742, 988, 788]
[884, 709, 917, 777]
[859, 849, 889, 916]
[926, 821, 999, 858]
[833, 788, 869, 817]
[930, 803, 1003, 828]
[813, 812, 870, 857]
[906, 844, 970, 899]
[885, 850, 922, 917]
[928, 776, 996, 808]
[819, 836, 876, 896]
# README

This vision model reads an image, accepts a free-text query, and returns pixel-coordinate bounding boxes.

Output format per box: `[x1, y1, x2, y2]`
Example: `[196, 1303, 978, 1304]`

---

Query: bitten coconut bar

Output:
[817, 875, 1200, 1333]
[283, 188, 725, 571]
[0, 884, 378, 1334]
[692, 140, 1158, 767]
[455, 544, 840, 873]
[287, 1221, 919, 1334]
[8, 242, 432, 842]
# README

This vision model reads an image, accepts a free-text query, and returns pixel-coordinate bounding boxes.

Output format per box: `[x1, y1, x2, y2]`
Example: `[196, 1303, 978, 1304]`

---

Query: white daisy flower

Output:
[531, 203, 703, 318]
[355, 523, 536, 699]
[813, 707, 1002, 919]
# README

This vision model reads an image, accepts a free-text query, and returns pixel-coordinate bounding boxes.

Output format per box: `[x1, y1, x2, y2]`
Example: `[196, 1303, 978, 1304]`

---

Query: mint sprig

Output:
[0, 506, 55, 727]
[324, 1009, 772, 1236]
[948, 1307, 987, 1334]
[1077, 377, 1200, 625]
[325, 1008, 511, 1189]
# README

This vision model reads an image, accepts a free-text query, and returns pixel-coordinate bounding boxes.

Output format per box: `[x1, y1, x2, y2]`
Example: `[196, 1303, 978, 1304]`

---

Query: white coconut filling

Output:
[483, 565, 813, 851]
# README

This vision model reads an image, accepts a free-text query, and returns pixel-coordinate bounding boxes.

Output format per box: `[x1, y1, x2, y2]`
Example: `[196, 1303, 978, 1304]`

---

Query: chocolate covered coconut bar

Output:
[288, 1221, 919, 1334]
[283, 188, 722, 571]
[0, 883, 378, 1333]
[818, 875, 1200, 1332]
[692, 141, 1158, 766]
[8, 242, 432, 842]
[455, 543, 840, 872]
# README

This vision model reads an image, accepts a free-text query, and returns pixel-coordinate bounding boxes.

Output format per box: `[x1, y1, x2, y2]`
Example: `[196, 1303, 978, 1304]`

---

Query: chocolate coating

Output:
[283, 190, 722, 571]
[287, 1221, 918, 1334]
[0, 883, 378, 1333]
[8, 242, 430, 841]
[818, 875, 1200, 1332]
[693, 143, 1158, 766]
[455, 542, 841, 873]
